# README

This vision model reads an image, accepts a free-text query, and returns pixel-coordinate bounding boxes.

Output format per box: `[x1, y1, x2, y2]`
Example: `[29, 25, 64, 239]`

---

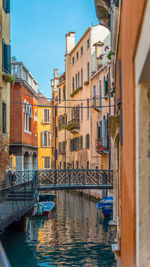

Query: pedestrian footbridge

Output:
[0, 169, 113, 232]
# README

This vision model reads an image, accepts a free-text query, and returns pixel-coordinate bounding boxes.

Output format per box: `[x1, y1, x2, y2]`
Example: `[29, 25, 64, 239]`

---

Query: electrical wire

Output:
[10, 100, 115, 109]
[10, 88, 114, 102]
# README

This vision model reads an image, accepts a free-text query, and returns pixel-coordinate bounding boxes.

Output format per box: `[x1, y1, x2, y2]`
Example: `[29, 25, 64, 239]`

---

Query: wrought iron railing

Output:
[0, 173, 37, 233]
[38, 169, 113, 187]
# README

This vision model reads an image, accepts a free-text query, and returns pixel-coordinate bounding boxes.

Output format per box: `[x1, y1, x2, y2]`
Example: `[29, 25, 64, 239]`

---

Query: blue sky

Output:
[11, 0, 98, 98]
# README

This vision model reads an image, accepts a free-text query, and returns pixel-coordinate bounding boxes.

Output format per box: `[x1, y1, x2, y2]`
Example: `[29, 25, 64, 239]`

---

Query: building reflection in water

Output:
[24, 191, 115, 266]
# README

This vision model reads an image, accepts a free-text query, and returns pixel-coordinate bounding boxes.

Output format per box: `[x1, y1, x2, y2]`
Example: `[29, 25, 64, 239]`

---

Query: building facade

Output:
[51, 25, 114, 198]
[10, 60, 38, 172]
[38, 94, 52, 169]
[95, 0, 150, 266]
[0, 0, 11, 185]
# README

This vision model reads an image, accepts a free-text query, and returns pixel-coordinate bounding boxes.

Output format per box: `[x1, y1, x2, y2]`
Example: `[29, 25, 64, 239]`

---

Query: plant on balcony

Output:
[84, 81, 89, 86]
[70, 86, 83, 97]
[2, 73, 14, 83]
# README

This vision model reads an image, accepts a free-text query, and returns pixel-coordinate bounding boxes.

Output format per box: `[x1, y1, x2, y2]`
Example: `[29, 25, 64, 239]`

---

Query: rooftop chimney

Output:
[66, 32, 75, 54]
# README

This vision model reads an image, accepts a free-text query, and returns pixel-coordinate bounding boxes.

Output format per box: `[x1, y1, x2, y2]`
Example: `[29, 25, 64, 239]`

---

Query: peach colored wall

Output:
[115, 0, 147, 266]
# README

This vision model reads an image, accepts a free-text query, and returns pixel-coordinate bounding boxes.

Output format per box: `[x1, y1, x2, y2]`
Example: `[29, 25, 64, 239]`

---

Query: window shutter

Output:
[4, 44, 11, 74]
[102, 118, 105, 147]
[42, 131, 44, 147]
[2, 39, 4, 71]
[5, 0, 10, 13]
[105, 80, 108, 96]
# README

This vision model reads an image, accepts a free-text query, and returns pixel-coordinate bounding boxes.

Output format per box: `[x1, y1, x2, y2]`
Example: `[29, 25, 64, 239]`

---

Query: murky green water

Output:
[1, 191, 116, 266]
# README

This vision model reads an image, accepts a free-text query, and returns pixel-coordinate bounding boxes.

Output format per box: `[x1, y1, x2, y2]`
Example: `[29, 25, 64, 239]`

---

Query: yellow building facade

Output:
[38, 95, 52, 169]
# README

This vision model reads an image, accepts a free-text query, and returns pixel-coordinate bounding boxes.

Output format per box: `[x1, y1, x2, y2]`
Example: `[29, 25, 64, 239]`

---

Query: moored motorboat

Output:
[97, 196, 113, 217]
[38, 192, 55, 216]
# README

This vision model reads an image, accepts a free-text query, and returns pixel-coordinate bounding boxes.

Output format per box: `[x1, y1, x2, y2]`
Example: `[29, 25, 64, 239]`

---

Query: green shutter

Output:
[4, 44, 11, 73]
[105, 80, 108, 96]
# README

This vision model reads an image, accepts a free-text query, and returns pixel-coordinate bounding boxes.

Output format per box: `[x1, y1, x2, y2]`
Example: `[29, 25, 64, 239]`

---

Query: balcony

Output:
[66, 119, 80, 134]
[96, 138, 108, 154]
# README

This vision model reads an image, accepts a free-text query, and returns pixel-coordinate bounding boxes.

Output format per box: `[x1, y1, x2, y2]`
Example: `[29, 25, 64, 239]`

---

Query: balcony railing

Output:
[96, 138, 108, 154]
[66, 119, 80, 134]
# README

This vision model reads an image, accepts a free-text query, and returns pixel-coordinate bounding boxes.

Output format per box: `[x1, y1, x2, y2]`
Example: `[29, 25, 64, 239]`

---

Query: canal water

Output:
[1, 191, 116, 267]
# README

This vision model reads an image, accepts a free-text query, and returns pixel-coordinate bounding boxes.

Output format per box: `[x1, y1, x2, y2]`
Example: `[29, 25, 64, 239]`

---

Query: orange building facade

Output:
[95, 0, 150, 266]
[10, 60, 38, 172]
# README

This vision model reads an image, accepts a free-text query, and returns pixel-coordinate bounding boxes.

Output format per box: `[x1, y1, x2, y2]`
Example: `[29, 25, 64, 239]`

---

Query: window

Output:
[3, 0, 10, 13]
[99, 81, 102, 107]
[76, 161, 79, 169]
[97, 121, 102, 139]
[87, 99, 89, 119]
[42, 131, 50, 147]
[81, 69, 83, 87]
[72, 57, 74, 65]
[78, 71, 80, 87]
[55, 127, 57, 137]
[2, 102, 6, 134]
[59, 88, 61, 103]
[63, 162, 66, 169]
[87, 39, 90, 49]
[79, 136, 83, 150]
[93, 85, 96, 106]
[34, 109, 38, 122]
[81, 46, 83, 56]
[59, 162, 61, 169]
[87, 161, 89, 169]
[43, 109, 50, 123]
[87, 62, 90, 82]
[81, 103, 83, 121]
[63, 86, 66, 100]
[104, 75, 109, 96]
[58, 142, 61, 154]
[75, 74, 78, 89]
[76, 52, 78, 61]
[24, 102, 32, 132]
[2, 39, 11, 73]
[72, 77, 74, 91]
[86, 134, 90, 149]
[44, 157, 50, 169]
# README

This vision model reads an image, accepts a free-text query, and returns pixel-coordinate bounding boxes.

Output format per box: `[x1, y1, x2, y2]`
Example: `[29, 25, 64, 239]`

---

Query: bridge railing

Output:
[0, 173, 38, 233]
[38, 169, 113, 186]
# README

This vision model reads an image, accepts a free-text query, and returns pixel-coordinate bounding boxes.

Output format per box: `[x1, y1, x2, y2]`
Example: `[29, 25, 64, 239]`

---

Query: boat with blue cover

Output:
[38, 192, 55, 216]
[97, 196, 113, 217]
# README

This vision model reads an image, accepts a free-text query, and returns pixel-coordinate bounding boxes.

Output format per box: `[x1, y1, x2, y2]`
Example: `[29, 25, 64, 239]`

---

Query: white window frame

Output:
[43, 108, 50, 123]
[43, 157, 50, 169]
[42, 130, 50, 147]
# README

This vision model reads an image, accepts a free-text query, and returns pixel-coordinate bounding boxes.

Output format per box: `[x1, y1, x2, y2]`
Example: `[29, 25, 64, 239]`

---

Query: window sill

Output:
[42, 146, 51, 148]
[24, 130, 32, 134]
[43, 121, 50, 124]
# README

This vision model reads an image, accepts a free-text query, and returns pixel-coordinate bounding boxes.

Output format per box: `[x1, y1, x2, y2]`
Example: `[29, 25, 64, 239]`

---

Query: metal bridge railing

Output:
[38, 169, 113, 187]
[0, 173, 38, 233]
